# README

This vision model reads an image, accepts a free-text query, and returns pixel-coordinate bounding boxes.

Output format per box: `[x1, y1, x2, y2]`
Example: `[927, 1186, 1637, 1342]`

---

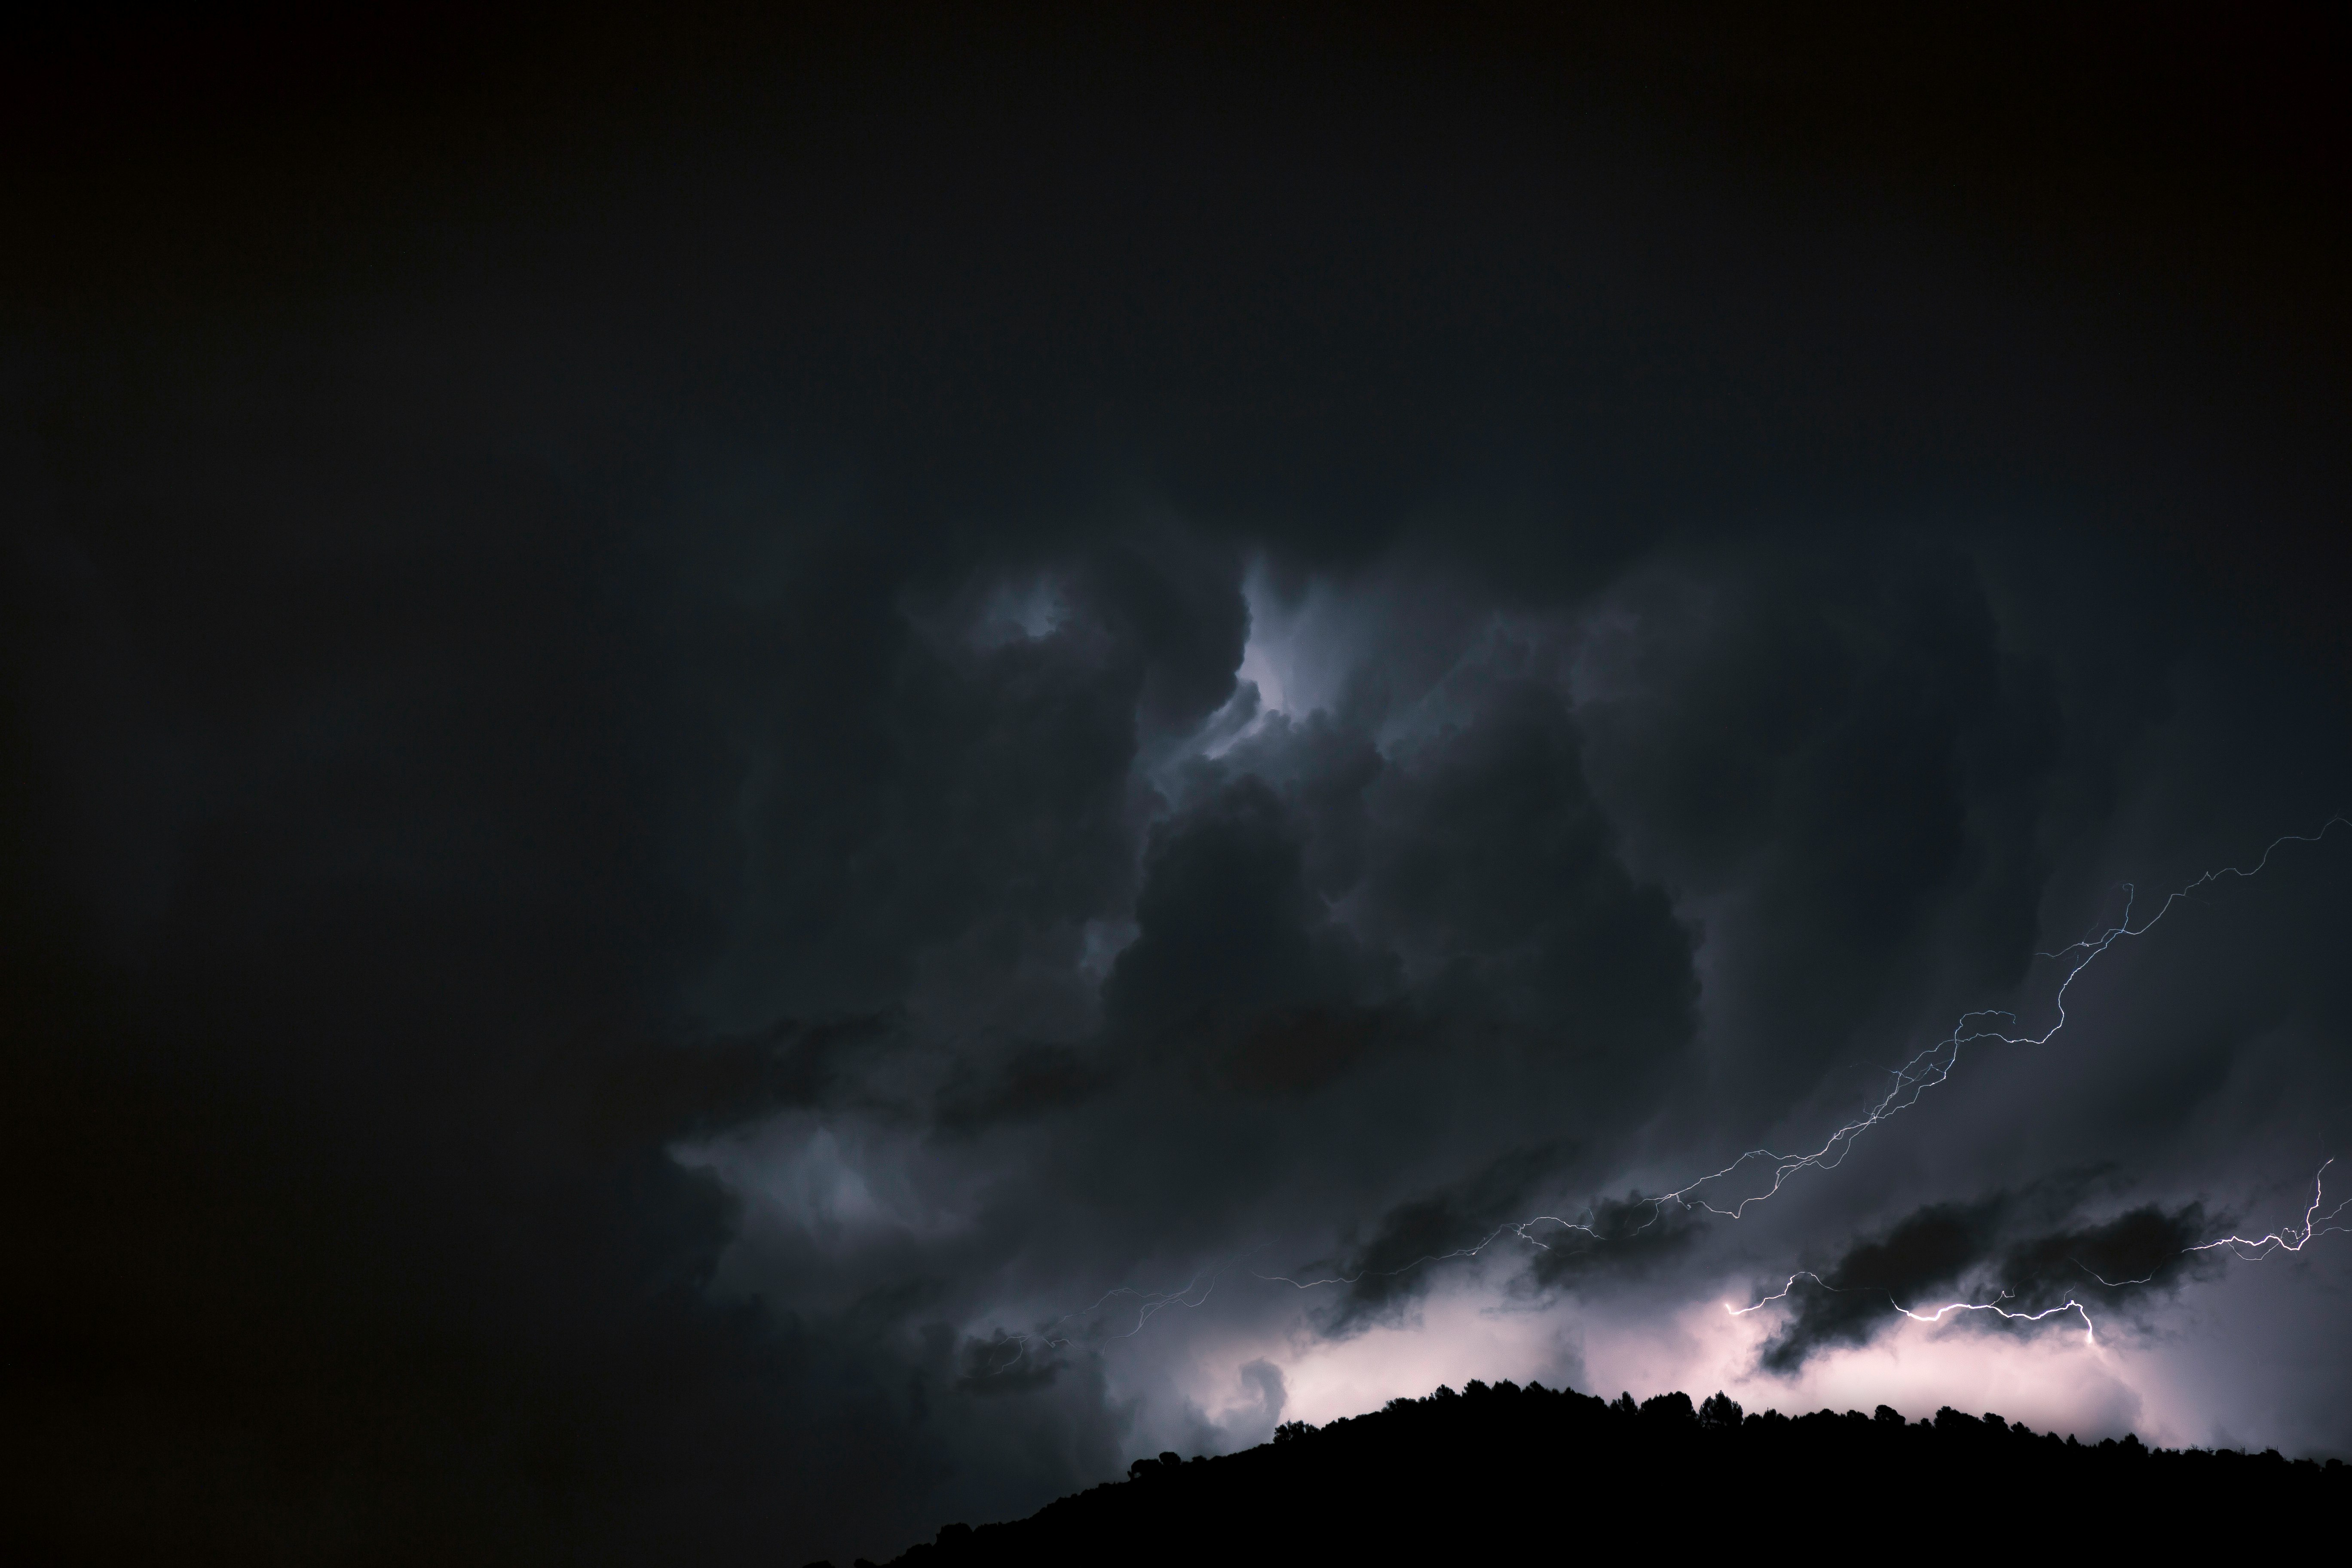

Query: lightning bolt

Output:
[1662, 817, 2350, 1220]
[1726, 1158, 2349, 1348]
[992, 818, 2348, 1361]
[2073, 1262, 2158, 1289]
[2187, 1160, 2352, 1260]
[1727, 1270, 2096, 1343]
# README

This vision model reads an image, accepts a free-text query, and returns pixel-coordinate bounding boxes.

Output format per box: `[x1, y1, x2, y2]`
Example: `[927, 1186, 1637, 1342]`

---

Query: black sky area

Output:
[6, 6, 2351, 1564]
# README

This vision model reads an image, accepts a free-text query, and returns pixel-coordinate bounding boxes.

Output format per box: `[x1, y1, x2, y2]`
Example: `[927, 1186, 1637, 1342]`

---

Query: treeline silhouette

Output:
[842, 1379, 2346, 1565]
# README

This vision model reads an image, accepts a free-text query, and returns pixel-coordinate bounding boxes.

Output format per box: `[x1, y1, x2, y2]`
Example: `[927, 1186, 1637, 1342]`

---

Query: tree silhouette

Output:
[1698, 1391, 1745, 1429]
[875, 1381, 2347, 1564]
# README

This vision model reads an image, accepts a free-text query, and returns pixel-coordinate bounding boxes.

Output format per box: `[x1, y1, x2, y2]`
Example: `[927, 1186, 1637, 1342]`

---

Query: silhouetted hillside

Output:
[844, 1380, 2347, 1565]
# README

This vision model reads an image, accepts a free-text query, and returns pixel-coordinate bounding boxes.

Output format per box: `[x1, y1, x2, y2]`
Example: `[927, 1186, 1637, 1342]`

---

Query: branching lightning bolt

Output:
[2186, 1160, 2352, 1261]
[1727, 1270, 2097, 1343]
[1663, 818, 2349, 1221]
[989, 819, 2348, 1363]
[1726, 1158, 2350, 1346]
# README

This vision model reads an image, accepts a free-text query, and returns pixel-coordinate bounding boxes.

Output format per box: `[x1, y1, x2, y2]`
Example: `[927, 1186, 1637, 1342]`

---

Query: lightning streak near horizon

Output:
[1722, 1158, 2351, 1344]
[991, 819, 2348, 1365]
[1726, 1269, 2098, 1342]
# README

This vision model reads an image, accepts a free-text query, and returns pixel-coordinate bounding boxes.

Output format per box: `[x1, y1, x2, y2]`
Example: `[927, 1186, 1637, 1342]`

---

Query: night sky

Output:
[7, 8, 2351, 1563]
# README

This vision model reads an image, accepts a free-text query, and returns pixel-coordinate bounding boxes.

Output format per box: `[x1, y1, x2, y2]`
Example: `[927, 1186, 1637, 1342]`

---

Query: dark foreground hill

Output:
[847, 1380, 2346, 1565]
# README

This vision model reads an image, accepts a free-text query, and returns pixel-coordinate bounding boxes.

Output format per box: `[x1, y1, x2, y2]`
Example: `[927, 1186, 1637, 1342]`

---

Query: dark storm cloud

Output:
[1104, 773, 1384, 1035]
[1577, 542, 2068, 1123]
[1758, 1195, 2011, 1373]
[934, 1041, 1117, 1130]
[6, 10, 2349, 1566]
[1523, 1194, 1710, 1288]
[2003, 1205, 2220, 1308]
[1303, 1140, 1580, 1333]
[1758, 1188, 2222, 1374]
[1302, 1170, 1712, 1335]
[700, 527, 1246, 1034]
[935, 631, 1718, 1349]
[1355, 667, 1694, 1046]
